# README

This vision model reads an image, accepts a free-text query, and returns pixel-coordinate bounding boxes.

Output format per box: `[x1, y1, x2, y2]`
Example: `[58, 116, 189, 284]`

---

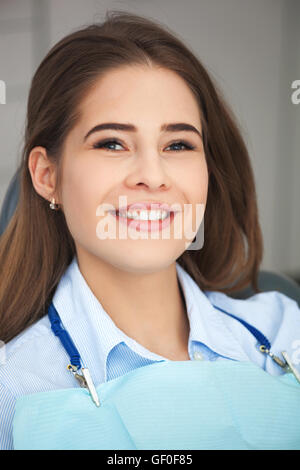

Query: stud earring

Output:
[49, 198, 60, 210]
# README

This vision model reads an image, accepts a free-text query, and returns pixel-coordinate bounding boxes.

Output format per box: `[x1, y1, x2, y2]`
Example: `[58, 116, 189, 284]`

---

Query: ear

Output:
[28, 146, 59, 204]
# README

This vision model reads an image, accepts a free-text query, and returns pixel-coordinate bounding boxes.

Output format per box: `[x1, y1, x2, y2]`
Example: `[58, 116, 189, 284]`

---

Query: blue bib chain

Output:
[48, 303, 81, 369]
[212, 304, 288, 368]
[48, 303, 100, 407]
[213, 304, 300, 383]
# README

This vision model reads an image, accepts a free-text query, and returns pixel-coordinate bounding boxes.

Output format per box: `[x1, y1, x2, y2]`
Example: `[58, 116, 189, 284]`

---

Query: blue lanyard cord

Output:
[212, 304, 290, 369]
[48, 302, 101, 407]
[48, 302, 82, 370]
[212, 304, 271, 350]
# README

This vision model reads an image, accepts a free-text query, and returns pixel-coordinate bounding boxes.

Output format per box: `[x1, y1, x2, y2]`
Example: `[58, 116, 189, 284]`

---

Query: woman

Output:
[0, 11, 300, 450]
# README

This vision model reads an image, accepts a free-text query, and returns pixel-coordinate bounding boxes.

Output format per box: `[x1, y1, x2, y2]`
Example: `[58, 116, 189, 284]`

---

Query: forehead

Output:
[77, 65, 201, 128]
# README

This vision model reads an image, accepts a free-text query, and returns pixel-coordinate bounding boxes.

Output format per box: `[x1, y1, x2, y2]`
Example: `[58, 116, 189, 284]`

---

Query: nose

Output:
[124, 152, 172, 191]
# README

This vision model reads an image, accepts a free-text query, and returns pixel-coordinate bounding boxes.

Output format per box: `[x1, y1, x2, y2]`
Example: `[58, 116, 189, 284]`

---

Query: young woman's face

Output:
[59, 65, 209, 272]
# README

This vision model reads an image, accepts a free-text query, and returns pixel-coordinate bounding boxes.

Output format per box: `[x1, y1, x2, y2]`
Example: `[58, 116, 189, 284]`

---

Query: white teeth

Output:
[118, 209, 170, 221]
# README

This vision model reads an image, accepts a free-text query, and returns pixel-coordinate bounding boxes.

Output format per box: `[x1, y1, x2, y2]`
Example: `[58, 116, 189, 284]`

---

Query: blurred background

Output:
[0, 0, 299, 283]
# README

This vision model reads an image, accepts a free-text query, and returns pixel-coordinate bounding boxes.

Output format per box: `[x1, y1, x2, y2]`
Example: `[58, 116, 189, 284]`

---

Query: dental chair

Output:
[1, 168, 300, 307]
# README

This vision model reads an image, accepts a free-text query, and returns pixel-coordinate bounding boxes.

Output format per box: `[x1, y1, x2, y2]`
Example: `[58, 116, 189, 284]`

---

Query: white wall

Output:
[0, 0, 32, 205]
[0, 0, 299, 277]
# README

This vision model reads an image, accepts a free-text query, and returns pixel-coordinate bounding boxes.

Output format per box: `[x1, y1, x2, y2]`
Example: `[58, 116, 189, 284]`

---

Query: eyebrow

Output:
[83, 122, 202, 141]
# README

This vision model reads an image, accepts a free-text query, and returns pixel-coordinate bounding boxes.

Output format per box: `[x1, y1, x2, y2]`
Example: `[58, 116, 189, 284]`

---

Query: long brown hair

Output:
[0, 10, 263, 343]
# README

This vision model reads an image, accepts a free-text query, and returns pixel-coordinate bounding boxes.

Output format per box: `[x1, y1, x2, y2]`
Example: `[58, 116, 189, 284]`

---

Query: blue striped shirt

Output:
[1, 255, 300, 449]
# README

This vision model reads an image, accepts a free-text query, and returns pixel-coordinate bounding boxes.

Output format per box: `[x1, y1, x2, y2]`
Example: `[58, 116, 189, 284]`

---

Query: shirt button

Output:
[193, 351, 204, 361]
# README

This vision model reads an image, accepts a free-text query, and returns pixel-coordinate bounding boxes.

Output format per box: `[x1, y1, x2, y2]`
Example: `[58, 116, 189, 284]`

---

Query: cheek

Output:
[60, 163, 107, 241]
[186, 160, 208, 232]
[183, 158, 209, 205]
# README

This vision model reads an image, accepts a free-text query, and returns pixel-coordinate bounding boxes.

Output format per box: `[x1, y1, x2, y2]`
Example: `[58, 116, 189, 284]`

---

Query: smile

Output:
[117, 209, 170, 221]
[110, 210, 176, 233]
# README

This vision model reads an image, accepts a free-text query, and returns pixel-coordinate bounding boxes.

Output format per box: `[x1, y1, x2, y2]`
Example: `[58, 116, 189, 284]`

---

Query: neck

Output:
[76, 250, 190, 360]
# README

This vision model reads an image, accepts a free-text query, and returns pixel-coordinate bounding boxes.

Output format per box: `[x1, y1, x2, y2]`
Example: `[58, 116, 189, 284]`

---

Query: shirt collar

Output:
[175, 263, 250, 362]
[52, 256, 250, 382]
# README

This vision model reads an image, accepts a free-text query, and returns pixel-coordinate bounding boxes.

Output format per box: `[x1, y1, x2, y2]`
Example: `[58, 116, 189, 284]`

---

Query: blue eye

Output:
[93, 139, 123, 150]
[92, 139, 195, 151]
[166, 141, 195, 151]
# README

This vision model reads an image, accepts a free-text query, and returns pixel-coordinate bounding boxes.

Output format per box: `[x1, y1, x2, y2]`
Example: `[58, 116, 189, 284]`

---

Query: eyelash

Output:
[92, 139, 196, 152]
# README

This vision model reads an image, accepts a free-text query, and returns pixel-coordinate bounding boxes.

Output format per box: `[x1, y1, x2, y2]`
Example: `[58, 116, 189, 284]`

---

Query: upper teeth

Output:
[118, 209, 170, 220]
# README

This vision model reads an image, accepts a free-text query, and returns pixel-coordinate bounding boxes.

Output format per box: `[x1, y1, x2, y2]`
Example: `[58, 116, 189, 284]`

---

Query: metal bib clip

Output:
[67, 364, 100, 407]
[259, 345, 300, 384]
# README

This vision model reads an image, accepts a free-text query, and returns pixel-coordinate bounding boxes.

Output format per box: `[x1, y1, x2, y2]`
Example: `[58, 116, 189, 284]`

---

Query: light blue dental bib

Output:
[13, 360, 300, 450]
